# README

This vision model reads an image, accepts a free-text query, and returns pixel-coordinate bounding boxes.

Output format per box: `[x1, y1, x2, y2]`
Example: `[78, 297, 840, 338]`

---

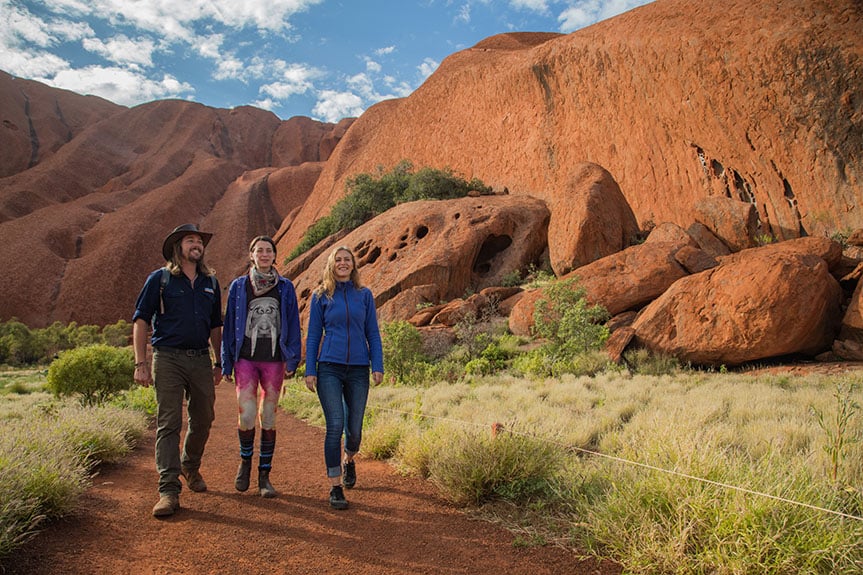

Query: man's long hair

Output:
[165, 240, 215, 277]
[314, 246, 363, 299]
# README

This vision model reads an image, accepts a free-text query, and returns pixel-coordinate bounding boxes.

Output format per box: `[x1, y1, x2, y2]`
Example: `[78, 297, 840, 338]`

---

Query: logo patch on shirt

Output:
[204, 287, 215, 294]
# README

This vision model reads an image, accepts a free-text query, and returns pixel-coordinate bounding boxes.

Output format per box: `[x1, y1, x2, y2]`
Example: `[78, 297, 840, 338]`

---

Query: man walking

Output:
[133, 224, 223, 517]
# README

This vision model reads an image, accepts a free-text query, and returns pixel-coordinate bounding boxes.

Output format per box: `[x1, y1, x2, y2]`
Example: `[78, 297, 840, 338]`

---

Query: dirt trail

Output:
[2, 382, 619, 575]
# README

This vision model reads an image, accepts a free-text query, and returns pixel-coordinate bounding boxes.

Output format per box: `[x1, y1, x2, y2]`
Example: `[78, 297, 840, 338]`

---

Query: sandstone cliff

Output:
[279, 0, 862, 255]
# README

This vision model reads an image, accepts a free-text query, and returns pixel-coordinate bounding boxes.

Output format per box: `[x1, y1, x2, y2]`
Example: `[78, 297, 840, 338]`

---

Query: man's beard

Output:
[184, 248, 203, 262]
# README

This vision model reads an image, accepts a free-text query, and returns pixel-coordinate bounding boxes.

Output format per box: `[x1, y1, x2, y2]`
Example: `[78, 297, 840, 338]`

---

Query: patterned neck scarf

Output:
[249, 267, 278, 297]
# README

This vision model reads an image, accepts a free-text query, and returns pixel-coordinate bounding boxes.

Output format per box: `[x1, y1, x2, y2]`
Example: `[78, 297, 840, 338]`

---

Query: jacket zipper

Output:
[343, 285, 350, 364]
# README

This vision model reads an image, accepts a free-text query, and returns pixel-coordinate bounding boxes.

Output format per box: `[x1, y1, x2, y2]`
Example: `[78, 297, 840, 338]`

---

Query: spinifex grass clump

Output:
[0, 398, 147, 560]
[425, 425, 563, 506]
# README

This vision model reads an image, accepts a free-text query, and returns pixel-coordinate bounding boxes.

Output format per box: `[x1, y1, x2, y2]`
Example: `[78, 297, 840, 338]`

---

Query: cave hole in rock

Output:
[365, 246, 381, 265]
[472, 234, 513, 275]
[415, 225, 429, 239]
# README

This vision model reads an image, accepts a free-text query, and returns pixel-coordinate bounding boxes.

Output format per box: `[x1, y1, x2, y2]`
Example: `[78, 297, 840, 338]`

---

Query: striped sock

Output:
[259, 428, 276, 470]
[238, 428, 255, 461]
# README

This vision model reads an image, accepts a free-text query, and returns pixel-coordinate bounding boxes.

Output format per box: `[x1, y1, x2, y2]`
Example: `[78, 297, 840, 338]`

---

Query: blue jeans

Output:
[316, 362, 370, 478]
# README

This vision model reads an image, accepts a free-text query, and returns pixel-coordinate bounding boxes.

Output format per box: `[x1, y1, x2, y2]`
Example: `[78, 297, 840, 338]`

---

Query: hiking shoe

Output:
[152, 493, 179, 517]
[258, 469, 277, 499]
[329, 485, 349, 510]
[181, 468, 208, 492]
[235, 460, 252, 492]
[342, 460, 356, 489]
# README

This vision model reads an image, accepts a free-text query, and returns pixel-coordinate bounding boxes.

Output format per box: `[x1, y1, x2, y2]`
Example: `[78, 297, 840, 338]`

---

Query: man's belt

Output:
[154, 346, 210, 357]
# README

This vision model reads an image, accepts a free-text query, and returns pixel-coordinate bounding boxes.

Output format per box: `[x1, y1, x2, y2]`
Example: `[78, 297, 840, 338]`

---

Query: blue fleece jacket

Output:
[221, 275, 302, 376]
[304, 280, 384, 377]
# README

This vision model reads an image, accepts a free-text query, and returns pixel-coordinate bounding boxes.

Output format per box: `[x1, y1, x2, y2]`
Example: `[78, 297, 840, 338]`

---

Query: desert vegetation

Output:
[2, 294, 862, 572]
[278, 285, 863, 573]
[0, 369, 149, 558]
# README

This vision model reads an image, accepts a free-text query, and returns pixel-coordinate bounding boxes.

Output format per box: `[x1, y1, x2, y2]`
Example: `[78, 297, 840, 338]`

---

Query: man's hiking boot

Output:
[342, 460, 356, 489]
[152, 493, 179, 517]
[181, 467, 208, 492]
[235, 460, 252, 492]
[329, 485, 348, 510]
[258, 469, 277, 498]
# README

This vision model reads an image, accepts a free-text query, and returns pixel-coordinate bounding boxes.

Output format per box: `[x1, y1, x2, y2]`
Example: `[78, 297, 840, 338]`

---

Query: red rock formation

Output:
[547, 162, 639, 276]
[0, 71, 124, 179]
[281, 0, 862, 254]
[290, 195, 550, 328]
[508, 240, 689, 335]
[632, 246, 843, 366]
[0, 92, 346, 326]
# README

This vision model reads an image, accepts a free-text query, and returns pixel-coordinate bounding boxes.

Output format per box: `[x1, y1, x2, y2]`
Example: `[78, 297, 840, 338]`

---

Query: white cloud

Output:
[195, 34, 225, 60]
[213, 55, 246, 81]
[258, 63, 321, 99]
[0, 49, 70, 79]
[312, 90, 364, 123]
[82, 35, 156, 68]
[2, 0, 93, 48]
[510, 0, 549, 12]
[557, 0, 652, 33]
[418, 57, 439, 80]
[374, 45, 395, 56]
[456, 4, 471, 24]
[47, 66, 194, 106]
[365, 58, 382, 73]
[253, 97, 277, 111]
[48, 0, 325, 39]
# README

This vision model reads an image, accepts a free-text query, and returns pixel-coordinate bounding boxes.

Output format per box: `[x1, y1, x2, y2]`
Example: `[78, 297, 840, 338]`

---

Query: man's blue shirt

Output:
[133, 268, 223, 349]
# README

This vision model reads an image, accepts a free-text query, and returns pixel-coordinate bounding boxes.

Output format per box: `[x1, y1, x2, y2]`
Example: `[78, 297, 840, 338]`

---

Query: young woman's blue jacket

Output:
[304, 280, 384, 377]
[221, 275, 302, 377]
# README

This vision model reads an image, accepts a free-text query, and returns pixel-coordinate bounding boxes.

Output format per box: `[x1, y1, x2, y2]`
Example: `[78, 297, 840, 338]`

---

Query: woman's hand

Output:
[372, 371, 383, 386]
[305, 375, 317, 392]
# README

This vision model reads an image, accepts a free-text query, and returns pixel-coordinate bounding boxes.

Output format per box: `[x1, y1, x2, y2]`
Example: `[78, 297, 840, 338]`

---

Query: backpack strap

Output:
[159, 267, 170, 315]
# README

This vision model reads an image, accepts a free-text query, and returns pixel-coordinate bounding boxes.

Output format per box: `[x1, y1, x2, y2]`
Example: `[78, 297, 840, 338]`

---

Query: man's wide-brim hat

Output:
[162, 223, 213, 260]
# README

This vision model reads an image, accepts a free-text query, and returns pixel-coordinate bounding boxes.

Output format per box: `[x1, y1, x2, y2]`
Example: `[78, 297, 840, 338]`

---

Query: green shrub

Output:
[382, 320, 426, 384]
[100, 320, 132, 347]
[533, 277, 610, 354]
[0, 320, 41, 366]
[111, 385, 158, 417]
[47, 345, 134, 406]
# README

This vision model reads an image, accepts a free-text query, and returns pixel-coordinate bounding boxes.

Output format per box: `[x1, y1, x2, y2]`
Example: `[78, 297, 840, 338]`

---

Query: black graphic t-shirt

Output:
[239, 283, 282, 362]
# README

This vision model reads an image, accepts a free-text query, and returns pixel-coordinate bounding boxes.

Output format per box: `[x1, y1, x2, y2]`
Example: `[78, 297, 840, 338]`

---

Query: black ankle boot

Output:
[258, 468, 276, 498]
[235, 459, 252, 492]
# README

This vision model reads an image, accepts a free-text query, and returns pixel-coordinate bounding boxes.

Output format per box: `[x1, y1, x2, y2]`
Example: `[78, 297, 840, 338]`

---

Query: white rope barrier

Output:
[282, 384, 863, 523]
[370, 405, 863, 523]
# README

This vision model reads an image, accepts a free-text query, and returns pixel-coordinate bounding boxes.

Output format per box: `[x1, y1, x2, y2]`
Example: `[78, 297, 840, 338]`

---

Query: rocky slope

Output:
[0, 0, 861, 368]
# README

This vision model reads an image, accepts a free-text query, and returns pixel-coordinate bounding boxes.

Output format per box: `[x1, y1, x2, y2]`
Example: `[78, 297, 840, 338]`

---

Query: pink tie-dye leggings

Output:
[234, 359, 286, 430]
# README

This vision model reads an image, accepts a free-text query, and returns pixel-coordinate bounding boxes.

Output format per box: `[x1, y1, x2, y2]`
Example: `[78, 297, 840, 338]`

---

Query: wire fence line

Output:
[282, 384, 863, 523]
[371, 405, 863, 523]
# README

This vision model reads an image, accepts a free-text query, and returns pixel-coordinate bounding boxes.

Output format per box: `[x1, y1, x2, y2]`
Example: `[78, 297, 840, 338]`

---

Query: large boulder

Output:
[508, 240, 689, 335]
[693, 196, 759, 252]
[291, 195, 550, 327]
[547, 162, 639, 275]
[632, 246, 843, 366]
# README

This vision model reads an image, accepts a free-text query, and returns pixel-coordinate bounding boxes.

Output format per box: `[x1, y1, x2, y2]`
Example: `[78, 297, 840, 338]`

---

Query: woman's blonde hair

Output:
[315, 245, 363, 298]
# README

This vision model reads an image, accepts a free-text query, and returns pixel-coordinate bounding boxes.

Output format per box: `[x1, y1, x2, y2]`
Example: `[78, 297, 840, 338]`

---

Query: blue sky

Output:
[1, 0, 653, 123]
